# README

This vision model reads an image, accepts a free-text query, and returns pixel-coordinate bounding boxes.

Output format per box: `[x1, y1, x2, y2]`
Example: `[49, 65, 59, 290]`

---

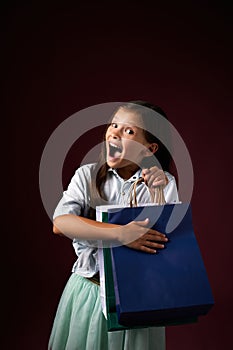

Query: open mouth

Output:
[109, 142, 122, 158]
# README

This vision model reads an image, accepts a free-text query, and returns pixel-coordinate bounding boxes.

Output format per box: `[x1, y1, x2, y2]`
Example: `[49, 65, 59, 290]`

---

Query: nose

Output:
[111, 126, 122, 139]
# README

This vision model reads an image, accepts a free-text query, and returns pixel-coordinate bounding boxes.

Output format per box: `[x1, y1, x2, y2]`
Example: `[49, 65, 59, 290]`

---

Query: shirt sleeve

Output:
[164, 172, 180, 204]
[53, 166, 90, 219]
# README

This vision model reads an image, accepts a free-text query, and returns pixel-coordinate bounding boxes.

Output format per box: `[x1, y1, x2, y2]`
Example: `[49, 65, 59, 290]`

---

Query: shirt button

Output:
[122, 192, 125, 196]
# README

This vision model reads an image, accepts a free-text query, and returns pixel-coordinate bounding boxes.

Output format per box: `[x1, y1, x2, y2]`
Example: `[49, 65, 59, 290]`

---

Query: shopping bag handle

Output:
[129, 177, 166, 207]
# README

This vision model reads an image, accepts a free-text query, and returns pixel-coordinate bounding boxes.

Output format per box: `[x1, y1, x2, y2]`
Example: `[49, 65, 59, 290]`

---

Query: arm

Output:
[53, 214, 120, 241]
[53, 214, 168, 253]
[53, 164, 168, 252]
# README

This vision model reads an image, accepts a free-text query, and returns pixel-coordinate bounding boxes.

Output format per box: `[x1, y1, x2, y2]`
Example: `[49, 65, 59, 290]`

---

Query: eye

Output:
[125, 128, 134, 135]
[111, 123, 118, 128]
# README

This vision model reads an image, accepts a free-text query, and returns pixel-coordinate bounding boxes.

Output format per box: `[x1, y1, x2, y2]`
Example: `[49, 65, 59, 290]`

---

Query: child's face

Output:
[105, 108, 154, 177]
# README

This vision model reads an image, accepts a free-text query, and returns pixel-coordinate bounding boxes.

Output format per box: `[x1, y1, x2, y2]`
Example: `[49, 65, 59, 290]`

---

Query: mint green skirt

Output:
[48, 273, 165, 350]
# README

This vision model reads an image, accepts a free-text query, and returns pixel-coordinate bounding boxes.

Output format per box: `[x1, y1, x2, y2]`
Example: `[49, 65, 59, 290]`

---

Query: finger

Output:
[145, 233, 168, 242]
[149, 171, 163, 183]
[144, 166, 159, 173]
[134, 218, 150, 227]
[144, 172, 164, 188]
[142, 168, 150, 176]
[147, 175, 157, 187]
[144, 240, 165, 249]
[126, 240, 156, 253]
[146, 229, 167, 238]
[140, 245, 157, 254]
[142, 169, 159, 186]
[141, 173, 149, 185]
[152, 178, 166, 187]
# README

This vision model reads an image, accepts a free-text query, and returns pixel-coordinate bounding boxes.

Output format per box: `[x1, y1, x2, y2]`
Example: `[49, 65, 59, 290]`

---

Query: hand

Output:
[119, 218, 168, 254]
[142, 166, 168, 188]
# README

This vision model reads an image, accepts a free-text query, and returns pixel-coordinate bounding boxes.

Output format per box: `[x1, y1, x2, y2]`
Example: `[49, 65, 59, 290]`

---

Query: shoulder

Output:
[73, 163, 97, 178]
[164, 171, 179, 202]
[164, 171, 176, 183]
[68, 163, 97, 187]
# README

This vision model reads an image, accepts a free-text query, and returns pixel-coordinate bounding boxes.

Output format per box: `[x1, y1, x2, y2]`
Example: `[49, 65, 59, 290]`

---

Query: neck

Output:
[117, 164, 140, 180]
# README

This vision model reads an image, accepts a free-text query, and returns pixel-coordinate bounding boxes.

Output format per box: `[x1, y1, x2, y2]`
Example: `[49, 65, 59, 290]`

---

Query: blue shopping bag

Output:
[100, 203, 214, 328]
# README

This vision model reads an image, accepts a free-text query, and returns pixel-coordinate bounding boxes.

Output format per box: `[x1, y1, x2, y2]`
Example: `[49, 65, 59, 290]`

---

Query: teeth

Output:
[109, 142, 122, 158]
[110, 142, 119, 148]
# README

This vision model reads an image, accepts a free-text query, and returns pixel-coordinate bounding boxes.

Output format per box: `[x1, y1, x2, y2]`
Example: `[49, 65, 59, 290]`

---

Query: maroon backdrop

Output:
[4, 1, 233, 349]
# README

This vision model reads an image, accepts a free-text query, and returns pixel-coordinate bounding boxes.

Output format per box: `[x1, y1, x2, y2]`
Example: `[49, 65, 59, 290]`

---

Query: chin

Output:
[107, 160, 119, 168]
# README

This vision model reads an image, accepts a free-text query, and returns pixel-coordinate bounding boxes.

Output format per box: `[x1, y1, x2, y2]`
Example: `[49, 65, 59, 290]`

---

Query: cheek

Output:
[105, 128, 110, 139]
[124, 139, 146, 155]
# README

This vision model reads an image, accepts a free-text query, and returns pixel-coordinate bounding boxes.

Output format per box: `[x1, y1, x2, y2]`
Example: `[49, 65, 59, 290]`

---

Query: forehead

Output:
[112, 108, 145, 129]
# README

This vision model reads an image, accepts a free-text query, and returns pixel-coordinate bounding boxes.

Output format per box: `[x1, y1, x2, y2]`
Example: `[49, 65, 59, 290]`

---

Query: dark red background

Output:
[3, 1, 233, 349]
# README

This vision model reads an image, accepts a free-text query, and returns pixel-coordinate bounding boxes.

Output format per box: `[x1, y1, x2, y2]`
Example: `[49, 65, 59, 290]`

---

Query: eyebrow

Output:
[111, 120, 141, 129]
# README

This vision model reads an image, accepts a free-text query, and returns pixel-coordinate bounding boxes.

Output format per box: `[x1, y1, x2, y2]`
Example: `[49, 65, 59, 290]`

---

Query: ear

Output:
[143, 143, 158, 157]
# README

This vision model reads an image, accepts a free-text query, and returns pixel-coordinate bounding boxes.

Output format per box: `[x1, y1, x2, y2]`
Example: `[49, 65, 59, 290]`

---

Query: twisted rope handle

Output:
[129, 177, 166, 207]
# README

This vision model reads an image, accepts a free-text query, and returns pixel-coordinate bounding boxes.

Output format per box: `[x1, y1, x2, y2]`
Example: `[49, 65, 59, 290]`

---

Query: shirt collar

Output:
[108, 167, 142, 182]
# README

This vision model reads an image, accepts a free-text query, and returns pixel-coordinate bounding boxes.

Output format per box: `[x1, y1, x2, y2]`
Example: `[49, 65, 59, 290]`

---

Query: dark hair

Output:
[125, 101, 172, 170]
[93, 100, 174, 203]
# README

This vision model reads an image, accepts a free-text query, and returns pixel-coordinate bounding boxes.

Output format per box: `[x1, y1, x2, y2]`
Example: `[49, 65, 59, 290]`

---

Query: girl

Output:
[49, 101, 179, 350]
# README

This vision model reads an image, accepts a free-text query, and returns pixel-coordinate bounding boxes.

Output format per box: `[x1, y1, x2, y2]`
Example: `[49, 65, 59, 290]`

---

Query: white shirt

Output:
[53, 163, 179, 277]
